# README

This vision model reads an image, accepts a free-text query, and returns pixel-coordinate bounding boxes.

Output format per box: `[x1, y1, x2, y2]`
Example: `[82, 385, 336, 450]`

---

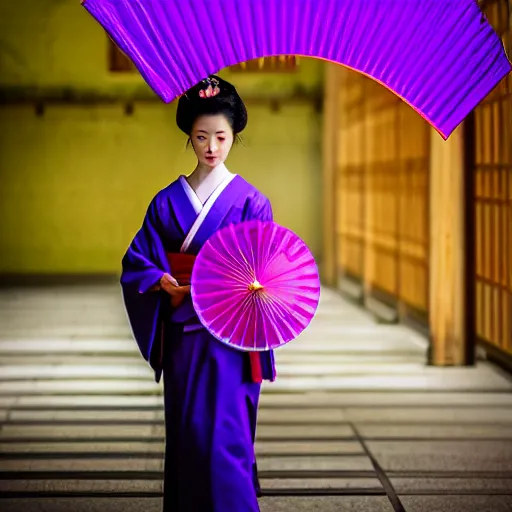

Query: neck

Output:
[190, 162, 228, 183]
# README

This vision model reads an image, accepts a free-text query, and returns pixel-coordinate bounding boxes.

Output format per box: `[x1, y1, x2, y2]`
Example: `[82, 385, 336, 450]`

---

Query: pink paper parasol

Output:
[191, 220, 320, 351]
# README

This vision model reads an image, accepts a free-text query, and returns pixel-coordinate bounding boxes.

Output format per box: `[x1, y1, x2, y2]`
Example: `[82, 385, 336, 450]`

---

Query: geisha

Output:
[120, 75, 275, 511]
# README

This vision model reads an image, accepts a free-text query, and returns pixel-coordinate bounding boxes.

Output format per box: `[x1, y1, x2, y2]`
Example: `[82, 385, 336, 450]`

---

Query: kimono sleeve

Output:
[246, 194, 274, 223]
[120, 195, 171, 373]
[121, 196, 168, 294]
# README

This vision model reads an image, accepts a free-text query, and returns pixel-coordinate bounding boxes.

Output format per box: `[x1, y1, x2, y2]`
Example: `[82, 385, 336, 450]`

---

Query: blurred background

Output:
[0, 1, 511, 511]
[0, 0, 324, 275]
[1, 0, 510, 370]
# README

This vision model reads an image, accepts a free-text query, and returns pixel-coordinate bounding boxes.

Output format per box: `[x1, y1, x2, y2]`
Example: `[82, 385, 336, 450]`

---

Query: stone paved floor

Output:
[0, 284, 511, 511]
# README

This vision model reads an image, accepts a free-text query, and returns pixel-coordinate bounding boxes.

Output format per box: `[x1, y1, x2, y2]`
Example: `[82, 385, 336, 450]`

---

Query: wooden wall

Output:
[333, 68, 430, 323]
[473, 0, 512, 359]
[322, 1, 511, 365]
[337, 71, 366, 281]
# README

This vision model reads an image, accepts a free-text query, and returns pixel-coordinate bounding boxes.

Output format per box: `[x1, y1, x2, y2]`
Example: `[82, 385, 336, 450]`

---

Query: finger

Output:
[162, 282, 177, 294]
[164, 285, 188, 296]
[171, 286, 190, 295]
[162, 273, 179, 286]
[162, 278, 178, 289]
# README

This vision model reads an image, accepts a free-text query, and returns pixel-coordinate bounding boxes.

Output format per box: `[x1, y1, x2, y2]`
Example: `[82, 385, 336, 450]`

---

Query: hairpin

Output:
[199, 77, 220, 98]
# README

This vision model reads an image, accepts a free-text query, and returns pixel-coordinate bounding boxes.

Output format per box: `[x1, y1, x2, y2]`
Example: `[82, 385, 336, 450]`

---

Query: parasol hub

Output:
[248, 280, 264, 292]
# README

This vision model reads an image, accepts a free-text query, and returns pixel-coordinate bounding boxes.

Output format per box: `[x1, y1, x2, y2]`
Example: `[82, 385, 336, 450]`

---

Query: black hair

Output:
[176, 75, 247, 136]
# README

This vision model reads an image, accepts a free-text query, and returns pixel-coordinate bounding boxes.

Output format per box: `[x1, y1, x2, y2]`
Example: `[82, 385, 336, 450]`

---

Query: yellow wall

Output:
[0, 1, 324, 274]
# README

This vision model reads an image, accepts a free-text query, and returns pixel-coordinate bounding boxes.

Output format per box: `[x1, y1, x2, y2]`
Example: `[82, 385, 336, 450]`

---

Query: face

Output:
[190, 114, 234, 168]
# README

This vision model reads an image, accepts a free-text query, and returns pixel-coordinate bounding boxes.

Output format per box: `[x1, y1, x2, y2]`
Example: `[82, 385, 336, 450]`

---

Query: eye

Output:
[197, 136, 206, 141]
[218, 137, 225, 142]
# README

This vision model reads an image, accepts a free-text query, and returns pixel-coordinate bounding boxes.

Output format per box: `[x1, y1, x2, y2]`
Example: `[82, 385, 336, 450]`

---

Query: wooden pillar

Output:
[321, 64, 340, 286]
[429, 124, 468, 365]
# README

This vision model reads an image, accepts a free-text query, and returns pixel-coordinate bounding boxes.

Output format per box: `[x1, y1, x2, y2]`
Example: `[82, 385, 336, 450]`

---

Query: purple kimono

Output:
[120, 173, 276, 511]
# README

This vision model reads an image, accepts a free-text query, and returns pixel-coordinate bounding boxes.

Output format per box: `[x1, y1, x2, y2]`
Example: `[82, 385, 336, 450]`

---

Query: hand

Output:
[159, 273, 191, 307]
[147, 274, 178, 292]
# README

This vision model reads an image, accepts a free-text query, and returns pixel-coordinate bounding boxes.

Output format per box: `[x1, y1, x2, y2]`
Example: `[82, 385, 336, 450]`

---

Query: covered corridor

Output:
[1, 0, 512, 510]
[0, 284, 511, 511]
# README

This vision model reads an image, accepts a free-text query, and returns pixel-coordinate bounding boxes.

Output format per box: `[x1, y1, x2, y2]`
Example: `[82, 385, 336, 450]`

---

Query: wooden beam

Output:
[429, 124, 468, 366]
[0, 86, 323, 107]
[321, 64, 340, 285]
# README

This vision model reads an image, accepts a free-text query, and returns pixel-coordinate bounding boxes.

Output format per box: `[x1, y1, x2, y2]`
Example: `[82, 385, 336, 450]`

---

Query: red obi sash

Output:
[166, 252, 263, 383]
[166, 253, 196, 285]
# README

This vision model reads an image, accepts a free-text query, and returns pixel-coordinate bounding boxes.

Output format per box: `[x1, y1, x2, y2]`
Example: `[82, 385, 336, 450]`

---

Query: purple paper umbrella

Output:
[82, 0, 511, 139]
[190, 220, 321, 352]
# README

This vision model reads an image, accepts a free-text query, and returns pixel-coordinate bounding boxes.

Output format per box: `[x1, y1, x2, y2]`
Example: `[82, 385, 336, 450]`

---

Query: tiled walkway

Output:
[0, 285, 511, 511]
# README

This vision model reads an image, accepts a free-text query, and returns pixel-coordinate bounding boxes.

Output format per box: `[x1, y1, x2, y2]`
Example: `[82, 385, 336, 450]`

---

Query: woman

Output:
[120, 75, 276, 511]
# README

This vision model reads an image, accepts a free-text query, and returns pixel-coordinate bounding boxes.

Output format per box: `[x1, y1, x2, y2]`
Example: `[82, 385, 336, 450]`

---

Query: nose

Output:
[208, 139, 218, 153]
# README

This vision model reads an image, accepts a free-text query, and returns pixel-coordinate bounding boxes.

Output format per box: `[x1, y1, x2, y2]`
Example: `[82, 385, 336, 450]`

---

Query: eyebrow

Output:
[197, 130, 226, 134]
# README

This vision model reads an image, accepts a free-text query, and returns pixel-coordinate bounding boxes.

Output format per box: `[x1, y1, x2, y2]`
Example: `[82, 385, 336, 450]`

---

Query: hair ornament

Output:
[198, 77, 221, 98]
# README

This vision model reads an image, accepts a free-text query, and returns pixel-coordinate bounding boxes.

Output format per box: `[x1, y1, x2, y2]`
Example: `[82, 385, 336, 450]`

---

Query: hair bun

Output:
[176, 75, 247, 135]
